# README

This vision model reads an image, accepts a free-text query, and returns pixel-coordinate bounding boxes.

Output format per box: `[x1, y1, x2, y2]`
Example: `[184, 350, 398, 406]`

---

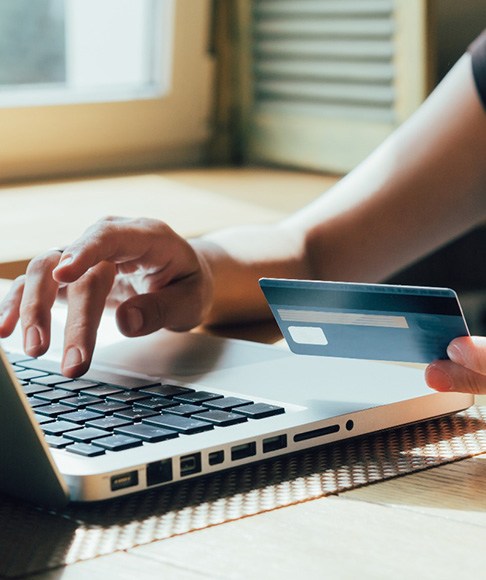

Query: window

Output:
[0, 0, 213, 182]
[0, 0, 169, 108]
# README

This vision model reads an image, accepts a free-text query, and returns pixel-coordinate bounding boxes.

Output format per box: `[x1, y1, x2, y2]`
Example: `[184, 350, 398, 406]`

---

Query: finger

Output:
[0, 275, 26, 338]
[19, 251, 62, 357]
[426, 360, 486, 395]
[116, 274, 207, 337]
[447, 336, 486, 375]
[52, 217, 194, 284]
[62, 262, 116, 377]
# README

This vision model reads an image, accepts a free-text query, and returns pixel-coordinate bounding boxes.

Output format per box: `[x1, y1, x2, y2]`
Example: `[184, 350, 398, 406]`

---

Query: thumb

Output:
[425, 336, 486, 394]
[447, 336, 486, 375]
[115, 276, 210, 337]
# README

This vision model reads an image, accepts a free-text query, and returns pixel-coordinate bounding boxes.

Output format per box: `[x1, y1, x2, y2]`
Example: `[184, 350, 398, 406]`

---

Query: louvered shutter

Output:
[246, 0, 433, 173]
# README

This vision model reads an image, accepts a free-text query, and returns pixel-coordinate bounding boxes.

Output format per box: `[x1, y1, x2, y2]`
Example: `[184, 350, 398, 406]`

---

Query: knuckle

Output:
[97, 215, 120, 224]
[13, 274, 26, 289]
[139, 217, 162, 229]
[155, 220, 173, 236]
[86, 216, 121, 240]
[26, 252, 57, 276]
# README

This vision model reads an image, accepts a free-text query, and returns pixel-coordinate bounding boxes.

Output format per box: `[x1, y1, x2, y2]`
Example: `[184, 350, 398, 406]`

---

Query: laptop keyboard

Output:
[6, 353, 285, 458]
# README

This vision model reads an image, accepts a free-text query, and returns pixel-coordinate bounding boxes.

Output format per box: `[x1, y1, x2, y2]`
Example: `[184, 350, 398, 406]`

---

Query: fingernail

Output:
[25, 326, 42, 352]
[447, 343, 465, 365]
[126, 307, 144, 333]
[54, 254, 74, 270]
[63, 346, 83, 370]
[425, 364, 453, 392]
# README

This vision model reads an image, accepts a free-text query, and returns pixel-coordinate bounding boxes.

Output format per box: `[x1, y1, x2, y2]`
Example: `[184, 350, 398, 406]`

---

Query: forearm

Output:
[286, 53, 486, 284]
[195, 54, 486, 327]
[192, 222, 310, 324]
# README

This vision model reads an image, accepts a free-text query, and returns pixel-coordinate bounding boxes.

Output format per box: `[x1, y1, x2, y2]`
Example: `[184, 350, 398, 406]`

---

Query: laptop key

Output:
[28, 398, 50, 409]
[59, 379, 102, 393]
[45, 435, 73, 449]
[58, 409, 104, 424]
[140, 384, 195, 398]
[114, 424, 179, 443]
[34, 389, 75, 403]
[233, 403, 285, 419]
[106, 391, 149, 404]
[31, 375, 74, 387]
[202, 396, 254, 411]
[113, 408, 158, 421]
[80, 385, 123, 397]
[64, 427, 111, 442]
[34, 413, 55, 425]
[90, 375, 161, 391]
[134, 396, 178, 411]
[163, 404, 206, 417]
[63, 394, 103, 408]
[67, 443, 106, 457]
[14, 358, 61, 374]
[86, 416, 133, 431]
[87, 401, 130, 415]
[42, 421, 83, 436]
[92, 434, 143, 451]
[143, 414, 214, 434]
[173, 391, 224, 404]
[36, 403, 74, 418]
[22, 383, 52, 396]
[14, 369, 49, 381]
[195, 410, 248, 427]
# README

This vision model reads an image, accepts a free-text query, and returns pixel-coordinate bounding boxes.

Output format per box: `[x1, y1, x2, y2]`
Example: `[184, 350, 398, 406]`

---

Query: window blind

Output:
[247, 0, 432, 173]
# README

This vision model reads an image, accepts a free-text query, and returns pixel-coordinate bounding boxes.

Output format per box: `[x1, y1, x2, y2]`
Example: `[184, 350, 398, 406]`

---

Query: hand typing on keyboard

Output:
[0, 217, 214, 377]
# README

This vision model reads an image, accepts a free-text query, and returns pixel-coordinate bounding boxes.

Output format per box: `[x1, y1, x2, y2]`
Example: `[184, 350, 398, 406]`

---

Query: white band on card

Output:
[278, 309, 409, 329]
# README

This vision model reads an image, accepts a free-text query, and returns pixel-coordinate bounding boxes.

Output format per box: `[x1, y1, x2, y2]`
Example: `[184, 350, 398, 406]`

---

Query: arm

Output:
[198, 53, 486, 325]
[1, 54, 484, 384]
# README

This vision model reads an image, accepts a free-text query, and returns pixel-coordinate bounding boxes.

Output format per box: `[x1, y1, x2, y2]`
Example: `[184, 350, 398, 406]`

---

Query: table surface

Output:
[1, 169, 486, 579]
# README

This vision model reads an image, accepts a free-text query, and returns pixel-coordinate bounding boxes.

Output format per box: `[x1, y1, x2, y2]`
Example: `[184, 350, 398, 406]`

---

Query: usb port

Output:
[180, 453, 201, 476]
[263, 434, 287, 453]
[231, 442, 256, 461]
[208, 450, 224, 465]
[111, 470, 139, 491]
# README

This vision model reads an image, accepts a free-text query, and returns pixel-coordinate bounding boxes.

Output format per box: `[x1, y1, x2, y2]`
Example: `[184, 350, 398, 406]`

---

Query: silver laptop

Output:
[0, 293, 473, 507]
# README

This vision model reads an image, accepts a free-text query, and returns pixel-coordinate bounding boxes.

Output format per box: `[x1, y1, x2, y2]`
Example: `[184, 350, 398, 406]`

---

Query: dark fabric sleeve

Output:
[469, 29, 486, 111]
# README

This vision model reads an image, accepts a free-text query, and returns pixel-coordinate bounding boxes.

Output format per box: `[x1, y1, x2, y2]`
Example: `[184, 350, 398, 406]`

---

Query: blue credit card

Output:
[259, 278, 470, 364]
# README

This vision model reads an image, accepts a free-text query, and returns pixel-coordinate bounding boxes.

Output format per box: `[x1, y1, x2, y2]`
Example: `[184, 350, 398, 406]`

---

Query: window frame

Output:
[0, 0, 214, 183]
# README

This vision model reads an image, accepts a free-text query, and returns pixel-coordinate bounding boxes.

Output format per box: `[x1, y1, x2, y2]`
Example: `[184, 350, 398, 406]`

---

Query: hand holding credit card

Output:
[260, 279, 470, 364]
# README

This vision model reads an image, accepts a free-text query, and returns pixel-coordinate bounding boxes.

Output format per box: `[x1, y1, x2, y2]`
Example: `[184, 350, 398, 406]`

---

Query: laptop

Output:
[0, 279, 473, 507]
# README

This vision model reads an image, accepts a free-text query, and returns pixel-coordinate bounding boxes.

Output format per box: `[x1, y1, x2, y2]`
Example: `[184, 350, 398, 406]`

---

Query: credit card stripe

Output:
[277, 309, 409, 329]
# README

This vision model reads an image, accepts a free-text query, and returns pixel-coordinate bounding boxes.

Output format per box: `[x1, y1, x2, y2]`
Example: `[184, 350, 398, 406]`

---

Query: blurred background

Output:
[0, 0, 484, 331]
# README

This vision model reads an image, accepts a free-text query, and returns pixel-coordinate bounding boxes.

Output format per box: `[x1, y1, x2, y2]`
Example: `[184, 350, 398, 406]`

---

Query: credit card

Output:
[259, 278, 470, 363]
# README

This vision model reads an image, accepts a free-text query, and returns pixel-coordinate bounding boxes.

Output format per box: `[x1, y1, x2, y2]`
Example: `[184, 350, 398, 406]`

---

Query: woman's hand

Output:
[426, 336, 486, 395]
[0, 217, 214, 377]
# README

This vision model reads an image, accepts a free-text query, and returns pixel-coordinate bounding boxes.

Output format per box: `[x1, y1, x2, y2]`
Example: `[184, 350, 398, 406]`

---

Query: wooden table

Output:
[22, 409, 486, 580]
[1, 170, 486, 578]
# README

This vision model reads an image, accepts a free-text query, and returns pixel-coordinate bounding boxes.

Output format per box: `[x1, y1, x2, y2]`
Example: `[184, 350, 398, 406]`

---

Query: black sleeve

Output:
[469, 29, 486, 111]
